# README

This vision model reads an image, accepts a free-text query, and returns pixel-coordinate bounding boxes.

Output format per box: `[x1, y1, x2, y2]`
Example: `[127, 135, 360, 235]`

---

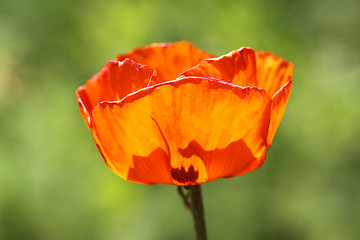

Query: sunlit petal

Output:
[116, 41, 215, 83]
[181, 47, 257, 87]
[268, 78, 293, 144]
[256, 51, 294, 97]
[76, 59, 156, 127]
[92, 77, 271, 185]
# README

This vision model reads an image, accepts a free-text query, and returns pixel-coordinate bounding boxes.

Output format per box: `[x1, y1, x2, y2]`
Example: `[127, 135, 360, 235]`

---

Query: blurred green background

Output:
[1, 0, 359, 239]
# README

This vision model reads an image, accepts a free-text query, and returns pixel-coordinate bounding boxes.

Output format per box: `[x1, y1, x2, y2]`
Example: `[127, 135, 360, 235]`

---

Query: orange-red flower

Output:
[76, 41, 293, 186]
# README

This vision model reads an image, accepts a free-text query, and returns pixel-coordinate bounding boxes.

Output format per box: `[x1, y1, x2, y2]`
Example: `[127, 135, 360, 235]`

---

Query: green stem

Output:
[178, 185, 207, 240]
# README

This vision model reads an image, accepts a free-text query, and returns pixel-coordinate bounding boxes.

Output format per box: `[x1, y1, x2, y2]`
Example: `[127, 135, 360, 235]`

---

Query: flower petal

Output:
[267, 78, 292, 145]
[91, 77, 271, 185]
[256, 51, 294, 97]
[181, 47, 257, 87]
[116, 41, 215, 83]
[75, 59, 156, 127]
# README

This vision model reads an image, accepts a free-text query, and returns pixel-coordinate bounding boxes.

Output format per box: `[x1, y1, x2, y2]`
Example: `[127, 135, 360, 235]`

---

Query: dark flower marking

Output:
[170, 166, 199, 184]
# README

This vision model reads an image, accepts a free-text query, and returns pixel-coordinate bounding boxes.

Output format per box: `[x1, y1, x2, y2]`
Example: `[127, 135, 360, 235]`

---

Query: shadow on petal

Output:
[126, 137, 262, 185]
[178, 139, 259, 180]
[127, 148, 172, 184]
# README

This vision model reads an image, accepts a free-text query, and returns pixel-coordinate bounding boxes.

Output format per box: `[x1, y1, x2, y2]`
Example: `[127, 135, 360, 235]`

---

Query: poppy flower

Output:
[76, 41, 293, 186]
